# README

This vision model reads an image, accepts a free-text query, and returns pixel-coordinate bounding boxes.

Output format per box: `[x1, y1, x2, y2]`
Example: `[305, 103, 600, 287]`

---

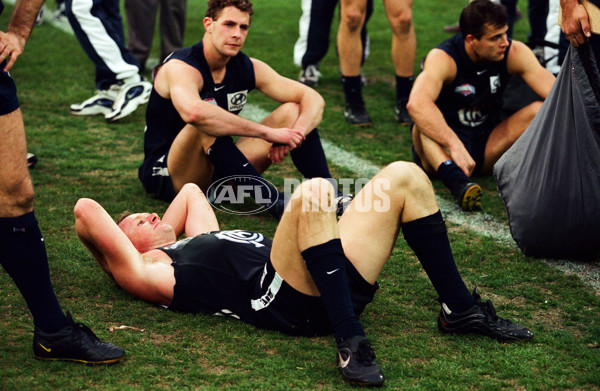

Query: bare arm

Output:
[507, 41, 556, 99]
[161, 183, 219, 238]
[74, 198, 176, 305]
[154, 60, 304, 148]
[252, 58, 325, 136]
[74, 198, 144, 281]
[561, 0, 592, 46]
[0, 0, 44, 71]
[407, 49, 476, 176]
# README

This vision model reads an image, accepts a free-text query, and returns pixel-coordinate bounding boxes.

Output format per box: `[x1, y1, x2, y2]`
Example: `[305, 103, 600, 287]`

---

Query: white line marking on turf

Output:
[16, 9, 599, 293]
[241, 104, 600, 292]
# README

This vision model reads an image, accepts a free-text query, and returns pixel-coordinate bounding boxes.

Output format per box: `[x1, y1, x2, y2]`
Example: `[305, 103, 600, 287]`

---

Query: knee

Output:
[527, 101, 543, 121]
[277, 102, 301, 124]
[292, 178, 336, 214]
[382, 161, 432, 196]
[341, 6, 366, 33]
[389, 9, 413, 35]
[0, 176, 35, 214]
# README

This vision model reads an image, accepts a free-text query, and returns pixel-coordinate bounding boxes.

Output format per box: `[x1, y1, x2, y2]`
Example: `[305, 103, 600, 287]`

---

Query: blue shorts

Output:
[0, 65, 20, 116]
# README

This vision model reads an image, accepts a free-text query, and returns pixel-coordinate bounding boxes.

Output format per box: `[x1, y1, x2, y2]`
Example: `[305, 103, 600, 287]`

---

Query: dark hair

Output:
[205, 0, 254, 21]
[459, 0, 508, 39]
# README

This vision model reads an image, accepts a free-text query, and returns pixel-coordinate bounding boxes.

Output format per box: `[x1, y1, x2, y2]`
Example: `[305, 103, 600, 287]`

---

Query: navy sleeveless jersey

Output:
[435, 34, 512, 134]
[162, 230, 272, 323]
[140, 41, 256, 173]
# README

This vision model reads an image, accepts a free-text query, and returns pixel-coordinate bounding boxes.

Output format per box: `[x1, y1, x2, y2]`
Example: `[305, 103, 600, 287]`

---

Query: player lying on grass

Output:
[74, 162, 533, 387]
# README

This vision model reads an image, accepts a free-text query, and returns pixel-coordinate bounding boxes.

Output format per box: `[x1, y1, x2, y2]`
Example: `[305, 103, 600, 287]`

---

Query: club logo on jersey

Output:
[163, 236, 194, 250]
[489, 75, 500, 94]
[458, 107, 487, 127]
[215, 230, 266, 248]
[228, 90, 248, 112]
[455, 83, 476, 97]
[207, 175, 279, 215]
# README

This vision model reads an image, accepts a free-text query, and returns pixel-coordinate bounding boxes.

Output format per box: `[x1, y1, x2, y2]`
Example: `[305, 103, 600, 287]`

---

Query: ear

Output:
[464, 34, 476, 45]
[204, 17, 213, 32]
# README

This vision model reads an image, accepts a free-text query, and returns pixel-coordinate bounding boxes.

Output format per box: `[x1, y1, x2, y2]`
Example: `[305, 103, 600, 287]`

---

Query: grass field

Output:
[1, 0, 599, 389]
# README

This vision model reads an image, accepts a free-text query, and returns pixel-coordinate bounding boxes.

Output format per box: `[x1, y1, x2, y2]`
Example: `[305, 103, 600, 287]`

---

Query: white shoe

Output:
[70, 85, 120, 117]
[104, 77, 152, 123]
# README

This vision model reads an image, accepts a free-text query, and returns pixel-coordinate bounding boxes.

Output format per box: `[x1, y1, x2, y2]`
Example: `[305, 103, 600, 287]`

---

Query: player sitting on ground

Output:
[75, 162, 533, 387]
[407, 0, 555, 211]
[138, 0, 335, 219]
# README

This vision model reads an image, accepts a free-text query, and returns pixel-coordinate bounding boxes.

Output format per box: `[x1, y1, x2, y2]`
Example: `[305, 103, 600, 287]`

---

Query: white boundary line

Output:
[241, 104, 600, 292]
[17, 7, 600, 292]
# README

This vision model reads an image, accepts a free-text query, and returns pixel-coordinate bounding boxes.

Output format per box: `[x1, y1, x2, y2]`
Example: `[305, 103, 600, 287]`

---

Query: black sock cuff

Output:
[0, 211, 38, 234]
[301, 238, 344, 266]
[207, 136, 237, 160]
[401, 210, 446, 242]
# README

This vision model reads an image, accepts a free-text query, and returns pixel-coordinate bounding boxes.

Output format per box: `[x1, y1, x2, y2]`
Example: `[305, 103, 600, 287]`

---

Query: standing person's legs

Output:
[0, 108, 66, 334]
[159, 0, 187, 62]
[294, 0, 337, 67]
[338, 0, 371, 126]
[383, 0, 416, 124]
[66, 0, 140, 89]
[125, 0, 159, 69]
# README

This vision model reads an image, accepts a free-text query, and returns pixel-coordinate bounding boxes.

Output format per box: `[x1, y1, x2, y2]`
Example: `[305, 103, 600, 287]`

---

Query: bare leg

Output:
[167, 123, 216, 193]
[383, 0, 416, 78]
[411, 124, 449, 176]
[338, 162, 438, 284]
[481, 101, 542, 173]
[270, 177, 338, 296]
[0, 109, 34, 217]
[337, 0, 368, 77]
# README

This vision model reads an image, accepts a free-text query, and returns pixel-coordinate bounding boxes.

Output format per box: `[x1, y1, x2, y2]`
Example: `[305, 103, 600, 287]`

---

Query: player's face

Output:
[205, 6, 250, 57]
[471, 23, 510, 62]
[119, 213, 176, 253]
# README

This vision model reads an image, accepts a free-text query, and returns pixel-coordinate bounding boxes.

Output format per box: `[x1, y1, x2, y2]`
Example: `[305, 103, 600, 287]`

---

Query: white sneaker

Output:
[70, 85, 120, 117]
[105, 77, 152, 123]
[298, 64, 321, 87]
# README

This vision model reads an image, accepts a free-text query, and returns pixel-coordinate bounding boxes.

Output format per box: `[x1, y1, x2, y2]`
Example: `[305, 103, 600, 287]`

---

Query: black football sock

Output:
[341, 75, 364, 106]
[395, 74, 414, 102]
[401, 211, 475, 312]
[0, 212, 66, 333]
[290, 129, 332, 179]
[302, 239, 365, 343]
[437, 160, 471, 197]
[207, 136, 283, 217]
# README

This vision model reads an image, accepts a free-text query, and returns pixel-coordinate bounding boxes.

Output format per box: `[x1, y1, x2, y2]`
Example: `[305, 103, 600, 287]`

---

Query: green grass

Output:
[1, 0, 599, 389]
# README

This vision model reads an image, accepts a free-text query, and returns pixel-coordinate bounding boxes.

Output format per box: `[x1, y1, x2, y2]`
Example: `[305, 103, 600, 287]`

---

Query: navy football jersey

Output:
[140, 41, 256, 175]
[435, 34, 512, 134]
[164, 230, 272, 323]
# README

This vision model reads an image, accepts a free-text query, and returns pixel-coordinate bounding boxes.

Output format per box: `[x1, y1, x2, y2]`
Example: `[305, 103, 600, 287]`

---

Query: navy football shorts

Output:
[0, 64, 20, 116]
[138, 151, 177, 202]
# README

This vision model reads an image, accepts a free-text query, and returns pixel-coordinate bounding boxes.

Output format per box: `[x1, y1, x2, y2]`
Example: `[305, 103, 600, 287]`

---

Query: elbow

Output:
[74, 198, 93, 219]
[179, 108, 201, 125]
[406, 98, 418, 118]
